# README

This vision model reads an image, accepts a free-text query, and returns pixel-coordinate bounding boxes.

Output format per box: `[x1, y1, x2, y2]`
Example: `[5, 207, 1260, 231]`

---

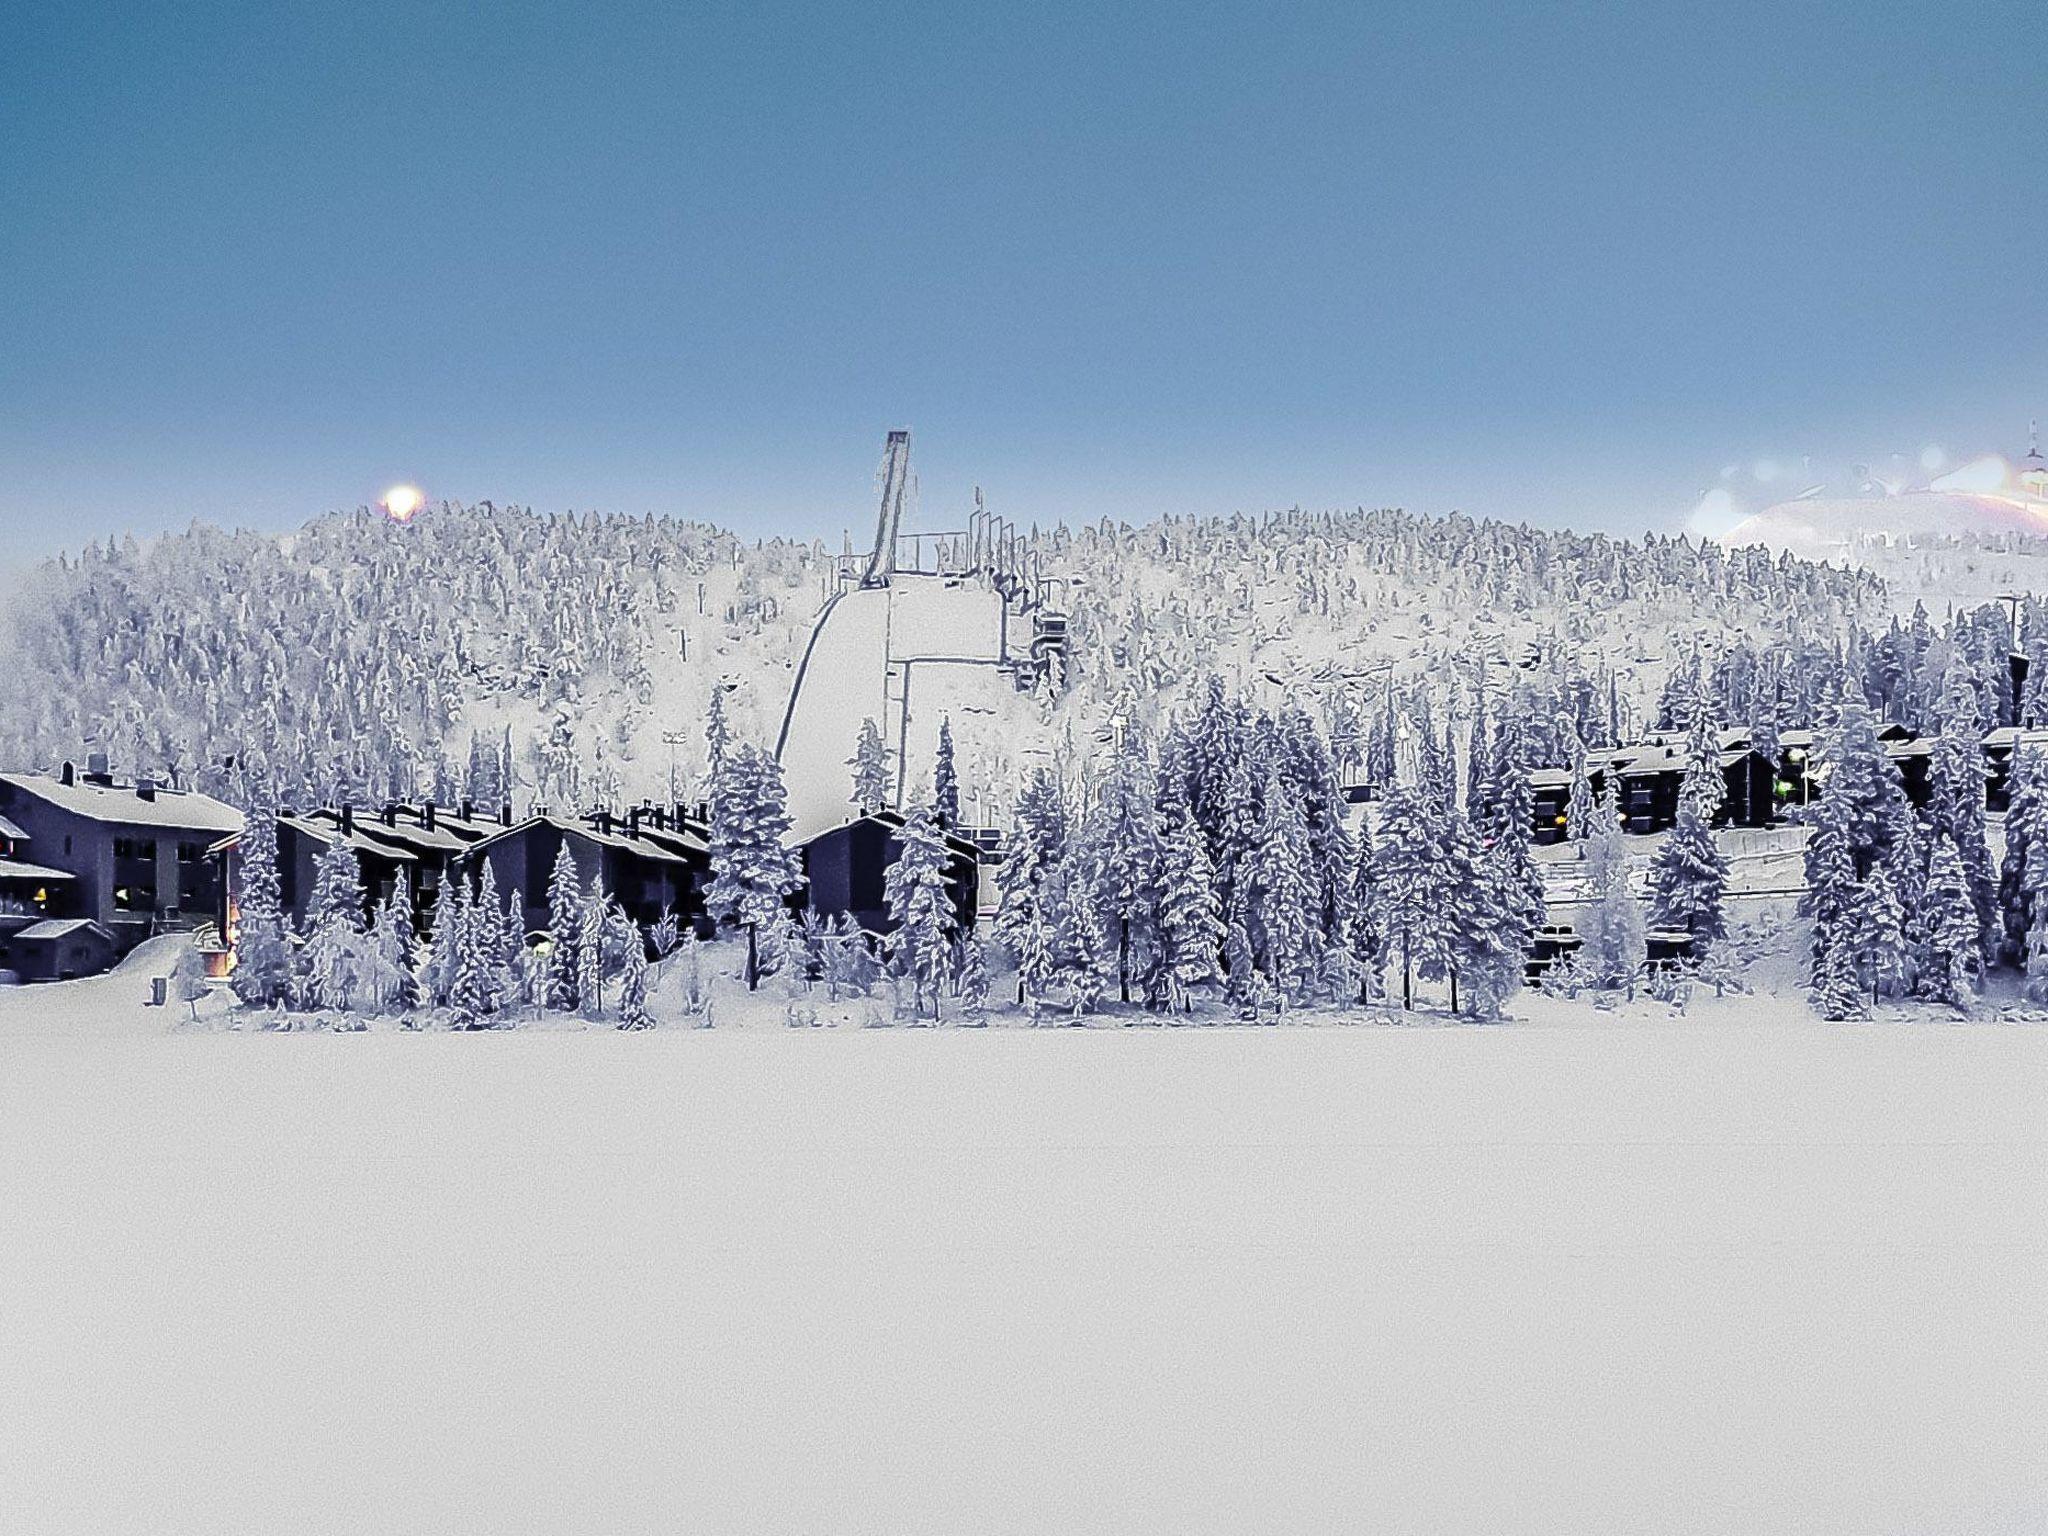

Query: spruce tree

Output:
[230, 775, 292, 1008]
[882, 803, 958, 1020]
[1809, 917, 1869, 1021]
[1997, 742, 2048, 965]
[1088, 743, 1163, 1004]
[1247, 764, 1320, 1005]
[616, 933, 653, 1029]
[705, 744, 804, 946]
[1375, 783, 1445, 1009]
[1647, 801, 1728, 944]
[847, 718, 892, 815]
[1577, 787, 1646, 993]
[301, 839, 365, 1013]
[932, 717, 961, 829]
[543, 843, 584, 1011]
[1916, 832, 1982, 1007]
[1154, 788, 1222, 1011]
[1350, 809, 1386, 1003]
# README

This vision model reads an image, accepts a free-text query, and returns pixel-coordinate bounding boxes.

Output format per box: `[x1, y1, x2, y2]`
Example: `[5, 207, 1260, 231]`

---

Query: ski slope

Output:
[776, 575, 1012, 839]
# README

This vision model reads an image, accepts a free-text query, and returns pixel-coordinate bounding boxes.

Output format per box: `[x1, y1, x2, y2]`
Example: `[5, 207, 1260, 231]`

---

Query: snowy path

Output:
[3, 1019, 2045, 1535]
[777, 575, 1008, 839]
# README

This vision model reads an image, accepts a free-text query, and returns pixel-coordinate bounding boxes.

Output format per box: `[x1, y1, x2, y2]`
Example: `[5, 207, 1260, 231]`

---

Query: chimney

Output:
[459, 798, 475, 822]
[84, 751, 113, 787]
[499, 802, 512, 827]
[627, 808, 642, 837]
[382, 803, 398, 826]
[340, 805, 355, 837]
[135, 777, 156, 802]
[423, 802, 437, 831]
[60, 761, 75, 787]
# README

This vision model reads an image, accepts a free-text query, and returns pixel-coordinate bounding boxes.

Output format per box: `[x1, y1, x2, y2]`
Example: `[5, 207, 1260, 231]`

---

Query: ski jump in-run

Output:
[776, 431, 1015, 840]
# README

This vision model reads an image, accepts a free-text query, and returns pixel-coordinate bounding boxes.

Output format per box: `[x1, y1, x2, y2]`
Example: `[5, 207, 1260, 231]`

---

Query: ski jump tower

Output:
[860, 429, 913, 588]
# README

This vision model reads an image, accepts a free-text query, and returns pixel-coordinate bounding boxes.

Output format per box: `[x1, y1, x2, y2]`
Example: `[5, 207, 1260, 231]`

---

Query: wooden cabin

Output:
[796, 810, 980, 936]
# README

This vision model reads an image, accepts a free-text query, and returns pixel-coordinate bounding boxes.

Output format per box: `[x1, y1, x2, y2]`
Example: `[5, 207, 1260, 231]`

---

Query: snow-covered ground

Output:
[3, 957, 2045, 1534]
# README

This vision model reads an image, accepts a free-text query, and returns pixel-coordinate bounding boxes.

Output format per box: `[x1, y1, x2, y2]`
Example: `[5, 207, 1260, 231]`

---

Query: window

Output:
[178, 842, 199, 864]
[114, 838, 157, 862]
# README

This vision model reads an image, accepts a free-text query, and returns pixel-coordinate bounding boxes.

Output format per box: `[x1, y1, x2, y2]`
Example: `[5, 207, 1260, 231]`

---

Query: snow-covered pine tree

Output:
[230, 776, 292, 1008]
[1809, 915, 1869, 1020]
[954, 933, 990, 1019]
[2025, 815, 2048, 1002]
[1481, 703, 1545, 953]
[1438, 812, 1523, 1018]
[543, 843, 584, 1011]
[472, 860, 512, 1015]
[1375, 782, 1446, 1009]
[577, 871, 608, 1016]
[1916, 831, 1982, 1007]
[1926, 659, 1996, 953]
[300, 838, 366, 1013]
[1350, 806, 1386, 1003]
[1849, 862, 1906, 1002]
[1087, 742, 1162, 1004]
[847, 718, 892, 815]
[1647, 801, 1728, 945]
[1997, 742, 2048, 966]
[882, 803, 958, 1020]
[932, 717, 960, 830]
[705, 744, 803, 984]
[447, 878, 497, 1027]
[1247, 764, 1319, 1006]
[616, 930, 653, 1030]
[1153, 785, 1222, 1011]
[417, 872, 467, 1009]
[1577, 787, 1645, 994]
[705, 685, 731, 785]
[1565, 740, 1597, 851]
[1047, 858, 1106, 1019]
[363, 884, 415, 1015]
[1801, 801, 1858, 975]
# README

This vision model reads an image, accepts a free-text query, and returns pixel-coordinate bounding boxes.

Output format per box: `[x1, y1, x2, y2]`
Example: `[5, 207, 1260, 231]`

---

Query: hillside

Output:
[0, 500, 2003, 821]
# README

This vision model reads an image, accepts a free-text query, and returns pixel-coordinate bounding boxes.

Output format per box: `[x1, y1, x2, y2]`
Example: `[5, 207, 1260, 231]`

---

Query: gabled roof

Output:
[279, 816, 419, 861]
[0, 813, 27, 841]
[0, 857, 75, 883]
[14, 918, 111, 943]
[461, 814, 699, 866]
[0, 773, 244, 834]
[798, 808, 982, 862]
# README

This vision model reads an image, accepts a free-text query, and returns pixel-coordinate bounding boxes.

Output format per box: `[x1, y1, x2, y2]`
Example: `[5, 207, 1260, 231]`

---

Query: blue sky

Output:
[2, 0, 2042, 562]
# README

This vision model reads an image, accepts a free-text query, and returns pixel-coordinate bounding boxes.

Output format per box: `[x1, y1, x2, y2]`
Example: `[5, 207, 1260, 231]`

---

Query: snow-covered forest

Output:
[11, 498, 2048, 820]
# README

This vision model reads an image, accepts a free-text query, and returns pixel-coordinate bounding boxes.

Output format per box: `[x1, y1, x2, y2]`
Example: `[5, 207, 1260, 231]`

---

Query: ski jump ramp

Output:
[776, 574, 1008, 841]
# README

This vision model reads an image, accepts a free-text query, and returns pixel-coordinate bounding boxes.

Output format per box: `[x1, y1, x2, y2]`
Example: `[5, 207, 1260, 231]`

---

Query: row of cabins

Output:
[0, 755, 985, 985]
[233, 800, 983, 955]
[1522, 723, 2048, 844]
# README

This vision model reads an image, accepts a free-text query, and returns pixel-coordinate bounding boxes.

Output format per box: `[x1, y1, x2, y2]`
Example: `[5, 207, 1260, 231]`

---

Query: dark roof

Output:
[0, 857, 75, 884]
[800, 809, 982, 862]
[461, 814, 699, 866]
[14, 918, 112, 943]
[0, 773, 243, 834]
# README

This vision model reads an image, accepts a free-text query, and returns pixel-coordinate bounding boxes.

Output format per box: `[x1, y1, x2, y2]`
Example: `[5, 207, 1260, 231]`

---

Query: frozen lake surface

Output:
[3, 1002, 2045, 1534]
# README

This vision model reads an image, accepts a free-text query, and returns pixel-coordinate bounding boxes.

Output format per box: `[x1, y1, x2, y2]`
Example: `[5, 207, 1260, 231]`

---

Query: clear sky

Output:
[3, 0, 2042, 563]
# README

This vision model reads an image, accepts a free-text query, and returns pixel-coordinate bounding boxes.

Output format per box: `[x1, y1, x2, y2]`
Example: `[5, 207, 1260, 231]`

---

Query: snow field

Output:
[3, 1013, 2044, 1535]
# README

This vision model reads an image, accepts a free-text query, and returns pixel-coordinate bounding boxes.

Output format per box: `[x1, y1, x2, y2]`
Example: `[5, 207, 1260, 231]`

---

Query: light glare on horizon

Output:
[381, 484, 425, 522]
